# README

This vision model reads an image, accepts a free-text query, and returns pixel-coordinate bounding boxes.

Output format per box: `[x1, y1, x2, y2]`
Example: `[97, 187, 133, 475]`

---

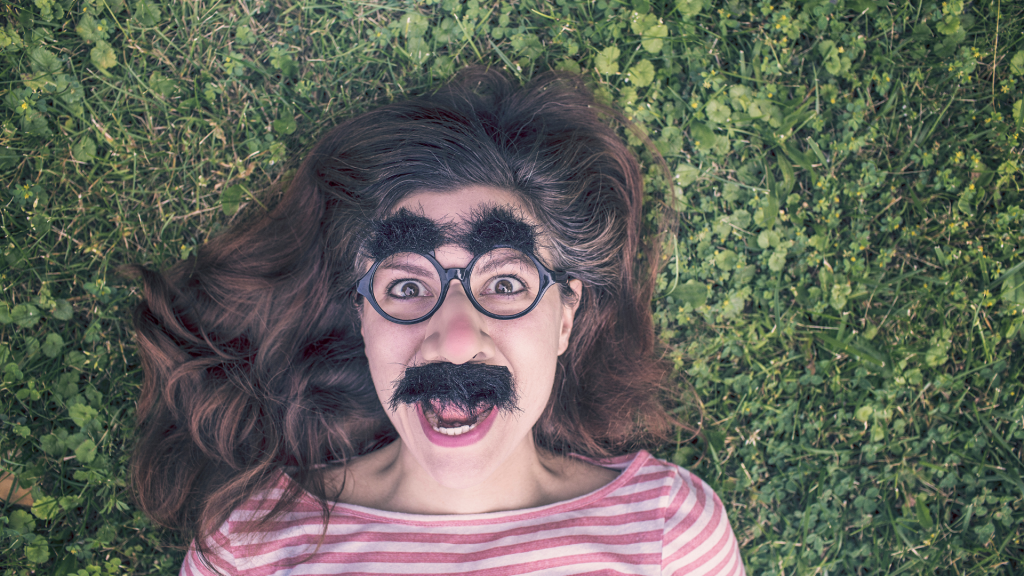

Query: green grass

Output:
[2, 0, 1023, 574]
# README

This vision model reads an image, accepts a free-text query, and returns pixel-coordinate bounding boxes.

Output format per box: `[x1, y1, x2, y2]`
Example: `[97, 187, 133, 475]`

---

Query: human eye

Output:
[471, 249, 540, 304]
[372, 253, 439, 303]
[482, 275, 526, 296]
[387, 279, 433, 299]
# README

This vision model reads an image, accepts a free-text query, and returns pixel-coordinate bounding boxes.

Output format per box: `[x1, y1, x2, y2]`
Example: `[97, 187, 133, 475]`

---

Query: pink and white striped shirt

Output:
[181, 451, 744, 575]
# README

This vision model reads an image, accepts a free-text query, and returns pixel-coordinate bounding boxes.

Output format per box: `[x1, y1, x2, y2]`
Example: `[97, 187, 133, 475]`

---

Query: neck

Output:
[334, 434, 620, 515]
[379, 435, 554, 514]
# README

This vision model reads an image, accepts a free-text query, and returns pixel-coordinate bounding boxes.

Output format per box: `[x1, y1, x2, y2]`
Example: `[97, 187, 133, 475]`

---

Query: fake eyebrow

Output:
[459, 206, 538, 256]
[365, 209, 451, 260]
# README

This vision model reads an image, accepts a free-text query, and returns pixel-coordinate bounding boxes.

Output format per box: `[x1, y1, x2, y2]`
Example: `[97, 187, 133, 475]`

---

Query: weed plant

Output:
[1, 0, 1023, 574]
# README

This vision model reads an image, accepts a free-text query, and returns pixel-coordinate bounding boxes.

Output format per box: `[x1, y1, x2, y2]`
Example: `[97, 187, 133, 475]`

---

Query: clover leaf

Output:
[1010, 51, 1024, 76]
[91, 40, 117, 70]
[706, 99, 731, 124]
[222, 184, 245, 216]
[936, 15, 960, 36]
[133, 0, 162, 27]
[676, 0, 702, 17]
[76, 15, 109, 43]
[41, 333, 64, 358]
[31, 496, 59, 520]
[24, 535, 50, 564]
[72, 136, 97, 162]
[627, 59, 655, 87]
[235, 25, 255, 46]
[594, 46, 620, 75]
[641, 24, 667, 54]
[75, 439, 98, 463]
[671, 280, 708, 308]
[675, 162, 699, 187]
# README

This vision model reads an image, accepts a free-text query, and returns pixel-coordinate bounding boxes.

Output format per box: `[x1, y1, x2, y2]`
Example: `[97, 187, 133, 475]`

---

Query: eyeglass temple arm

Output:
[551, 270, 572, 285]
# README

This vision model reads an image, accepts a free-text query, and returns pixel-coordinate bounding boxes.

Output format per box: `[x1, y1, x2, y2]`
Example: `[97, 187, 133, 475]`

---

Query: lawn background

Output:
[2, 0, 1023, 574]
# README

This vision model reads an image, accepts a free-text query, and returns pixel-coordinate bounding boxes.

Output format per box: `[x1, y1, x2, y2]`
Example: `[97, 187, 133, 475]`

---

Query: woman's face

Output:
[359, 186, 580, 489]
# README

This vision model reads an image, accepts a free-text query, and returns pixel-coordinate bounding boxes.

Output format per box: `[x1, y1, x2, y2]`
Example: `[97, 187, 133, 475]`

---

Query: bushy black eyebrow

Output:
[366, 204, 538, 260]
[365, 208, 452, 260]
[459, 205, 538, 256]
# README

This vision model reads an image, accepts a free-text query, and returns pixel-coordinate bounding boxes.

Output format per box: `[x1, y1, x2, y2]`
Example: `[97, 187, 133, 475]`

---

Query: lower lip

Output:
[417, 404, 499, 448]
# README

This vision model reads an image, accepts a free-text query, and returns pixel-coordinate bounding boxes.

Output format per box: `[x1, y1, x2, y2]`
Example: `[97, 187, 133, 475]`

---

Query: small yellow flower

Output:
[830, 97, 836, 104]
[20, 102, 28, 110]
[838, 46, 844, 53]
[1002, 85, 1010, 93]
[969, 184, 975, 190]
[97, 26, 103, 31]
[691, 101, 699, 109]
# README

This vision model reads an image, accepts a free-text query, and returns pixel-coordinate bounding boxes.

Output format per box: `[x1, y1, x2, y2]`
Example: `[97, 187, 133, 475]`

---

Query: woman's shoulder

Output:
[589, 450, 718, 501]
[614, 453, 744, 576]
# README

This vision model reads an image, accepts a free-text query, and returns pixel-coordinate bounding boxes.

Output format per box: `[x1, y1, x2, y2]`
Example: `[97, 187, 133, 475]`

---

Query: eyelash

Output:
[483, 274, 528, 294]
[386, 278, 431, 298]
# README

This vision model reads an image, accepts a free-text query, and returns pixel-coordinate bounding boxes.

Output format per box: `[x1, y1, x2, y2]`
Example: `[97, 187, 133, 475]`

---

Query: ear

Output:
[358, 297, 367, 340]
[557, 279, 583, 356]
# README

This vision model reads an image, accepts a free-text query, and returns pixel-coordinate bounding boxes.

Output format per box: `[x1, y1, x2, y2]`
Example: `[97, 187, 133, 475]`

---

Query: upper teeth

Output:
[432, 421, 480, 436]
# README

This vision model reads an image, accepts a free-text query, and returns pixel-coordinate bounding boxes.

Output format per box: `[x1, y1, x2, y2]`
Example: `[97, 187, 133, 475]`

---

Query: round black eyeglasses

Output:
[356, 247, 572, 324]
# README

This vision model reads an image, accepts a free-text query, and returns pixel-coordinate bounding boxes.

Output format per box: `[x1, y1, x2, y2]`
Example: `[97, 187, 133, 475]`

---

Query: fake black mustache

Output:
[388, 362, 520, 414]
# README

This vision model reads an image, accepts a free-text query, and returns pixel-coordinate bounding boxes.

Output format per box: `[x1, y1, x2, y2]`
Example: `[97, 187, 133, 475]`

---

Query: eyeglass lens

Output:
[369, 248, 542, 321]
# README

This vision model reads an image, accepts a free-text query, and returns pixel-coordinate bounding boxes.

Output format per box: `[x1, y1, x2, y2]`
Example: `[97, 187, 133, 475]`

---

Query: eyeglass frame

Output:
[356, 245, 573, 325]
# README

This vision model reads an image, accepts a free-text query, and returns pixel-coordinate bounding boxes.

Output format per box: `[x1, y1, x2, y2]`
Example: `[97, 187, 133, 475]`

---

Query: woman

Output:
[127, 68, 744, 575]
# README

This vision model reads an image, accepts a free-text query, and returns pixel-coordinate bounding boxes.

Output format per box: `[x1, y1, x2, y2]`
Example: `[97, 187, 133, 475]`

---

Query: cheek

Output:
[359, 316, 409, 407]
[507, 307, 565, 406]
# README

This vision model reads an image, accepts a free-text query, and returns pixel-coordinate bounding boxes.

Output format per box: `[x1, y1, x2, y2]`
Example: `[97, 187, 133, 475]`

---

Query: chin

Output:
[400, 407, 534, 491]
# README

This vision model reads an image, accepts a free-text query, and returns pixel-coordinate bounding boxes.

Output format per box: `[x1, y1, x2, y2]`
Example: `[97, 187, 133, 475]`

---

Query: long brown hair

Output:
[125, 67, 677, 553]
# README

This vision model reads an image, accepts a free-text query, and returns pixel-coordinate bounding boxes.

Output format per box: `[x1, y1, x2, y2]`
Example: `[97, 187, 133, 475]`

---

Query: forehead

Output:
[393, 186, 531, 227]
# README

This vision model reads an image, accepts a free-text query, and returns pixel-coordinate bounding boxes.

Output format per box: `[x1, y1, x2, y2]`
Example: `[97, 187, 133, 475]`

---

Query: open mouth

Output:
[421, 401, 495, 437]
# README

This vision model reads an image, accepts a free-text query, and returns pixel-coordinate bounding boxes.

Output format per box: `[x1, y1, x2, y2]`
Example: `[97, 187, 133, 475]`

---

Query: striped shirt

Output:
[181, 451, 745, 575]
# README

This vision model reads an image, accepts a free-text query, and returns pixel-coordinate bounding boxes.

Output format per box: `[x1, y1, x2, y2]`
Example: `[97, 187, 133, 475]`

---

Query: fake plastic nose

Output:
[418, 280, 494, 365]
